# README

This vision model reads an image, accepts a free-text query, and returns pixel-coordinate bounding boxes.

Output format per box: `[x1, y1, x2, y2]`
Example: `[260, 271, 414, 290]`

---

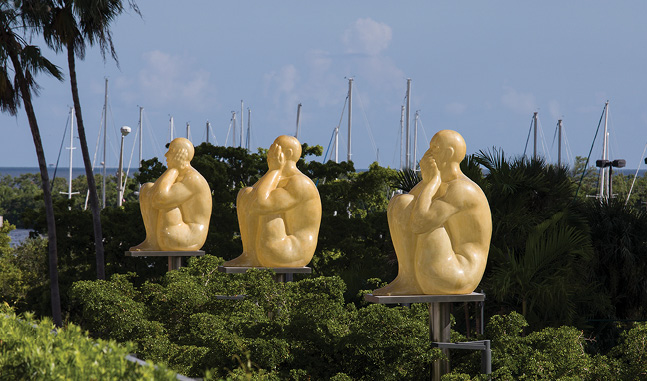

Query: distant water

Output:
[0, 167, 123, 179]
[8, 228, 34, 248]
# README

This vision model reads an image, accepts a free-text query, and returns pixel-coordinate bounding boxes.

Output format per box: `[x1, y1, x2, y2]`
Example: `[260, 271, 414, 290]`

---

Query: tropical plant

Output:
[0, 2, 63, 325]
[22, 0, 140, 280]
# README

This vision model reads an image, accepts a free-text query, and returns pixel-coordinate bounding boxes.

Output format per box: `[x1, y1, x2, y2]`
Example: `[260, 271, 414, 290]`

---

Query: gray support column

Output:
[430, 302, 451, 380]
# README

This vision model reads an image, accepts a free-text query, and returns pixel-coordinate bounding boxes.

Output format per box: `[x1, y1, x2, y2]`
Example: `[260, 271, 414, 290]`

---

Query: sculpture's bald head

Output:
[273, 135, 302, 162]
[430, 130, 466, 163]
[167, 137, 194, 169]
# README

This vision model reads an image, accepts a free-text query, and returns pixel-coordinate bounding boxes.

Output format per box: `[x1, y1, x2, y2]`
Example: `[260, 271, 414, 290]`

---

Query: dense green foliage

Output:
[68, 255, 439, 379]
[0, 304, 178, 380]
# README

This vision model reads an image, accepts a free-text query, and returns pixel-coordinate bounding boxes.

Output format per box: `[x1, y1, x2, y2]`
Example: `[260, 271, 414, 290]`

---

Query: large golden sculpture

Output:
[224, 135, 322, 267]
[130, 137, 212, 252]
[374, 130, 492, 295]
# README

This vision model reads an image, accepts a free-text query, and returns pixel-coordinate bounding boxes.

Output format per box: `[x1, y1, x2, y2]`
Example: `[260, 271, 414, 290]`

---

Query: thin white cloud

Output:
[501, 86, 537, 115]
[136, 50, 214, 110]
[342, 18, 392, 56]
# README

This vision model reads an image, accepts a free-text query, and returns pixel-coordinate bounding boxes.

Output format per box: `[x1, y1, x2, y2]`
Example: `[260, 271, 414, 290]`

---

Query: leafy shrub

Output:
[0, 304, 178, 380]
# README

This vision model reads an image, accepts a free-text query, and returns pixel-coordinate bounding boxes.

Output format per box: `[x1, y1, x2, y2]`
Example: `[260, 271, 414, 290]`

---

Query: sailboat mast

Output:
[598, 101, 610, 200]
[246, 108, 251, 150]
[414, 110, 419, 168]
[206, 121, 210, 144]
[138, 106, 143, 165]
[232, 112, 237, 147]
[102, 78, 108, 209]
[347, 78, 353, 163]
[67, 106, 75, 199]
[186, 122, 190, 139]
[295, 103, 302, 139]
[240, 100, 244, 148]
[533, 112, 538, 160]
[169, 116, 174, 142]
[334, 126, 339, 163]
[405, 79, 411, 169]
[558, 119, 562, 167]
[400, 105, 404, 170]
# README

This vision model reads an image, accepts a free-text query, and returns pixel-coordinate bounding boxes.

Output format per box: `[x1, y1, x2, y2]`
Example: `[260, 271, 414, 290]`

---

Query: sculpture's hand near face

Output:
[420, 151, 439, 183]
[267, 144, 286, 171]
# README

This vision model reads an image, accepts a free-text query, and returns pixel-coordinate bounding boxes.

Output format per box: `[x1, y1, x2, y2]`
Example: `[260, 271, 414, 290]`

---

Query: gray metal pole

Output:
[295, 103, 302, 139]
[400, 105, 404, 171]
[430, 302, 451, 380]
[102, 78, 108, 209]
[240, 100, 244, 148]
[206, 121, 210, 144]
[169, 116, 174, 142]
[138, 106, 143, 166]
[533, 112, 538, 160]
[406, 79, 411, 169]
[348, 78, 353, 163]
[558, 119, 562, 167]
[414, 110, 419, 169]
[599, 101, 609, 200]
[232, 112, 237, 147]
[334, 127, 339, 163]
[247, 108, 251, 150]
[68, 107, 74, 198]
[117, 134, 124, 207]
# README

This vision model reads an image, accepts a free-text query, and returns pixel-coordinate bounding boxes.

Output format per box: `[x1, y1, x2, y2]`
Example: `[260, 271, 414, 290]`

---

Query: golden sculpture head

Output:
[429, 129, 467, 164]
[268, 135, 302, 169]
[166, 138, 195, 170]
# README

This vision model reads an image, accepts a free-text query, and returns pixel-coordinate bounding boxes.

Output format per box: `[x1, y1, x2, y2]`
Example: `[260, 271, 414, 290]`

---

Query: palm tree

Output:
[33, 0, 140, 279]
[0, 2, 63, 325]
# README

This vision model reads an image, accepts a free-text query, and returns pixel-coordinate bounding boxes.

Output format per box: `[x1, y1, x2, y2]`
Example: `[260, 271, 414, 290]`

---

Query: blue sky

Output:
[2, 1, 647, 171]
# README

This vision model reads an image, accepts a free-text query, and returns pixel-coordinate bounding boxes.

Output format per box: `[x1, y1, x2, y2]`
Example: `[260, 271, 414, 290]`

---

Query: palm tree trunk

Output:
[67, 42, 105, 280]
[6, 44, 62, 326]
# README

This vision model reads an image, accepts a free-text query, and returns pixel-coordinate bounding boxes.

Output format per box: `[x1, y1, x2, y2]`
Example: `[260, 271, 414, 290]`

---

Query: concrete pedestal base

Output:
[125, 250, 205, 271]
[365, 292, 486, 381]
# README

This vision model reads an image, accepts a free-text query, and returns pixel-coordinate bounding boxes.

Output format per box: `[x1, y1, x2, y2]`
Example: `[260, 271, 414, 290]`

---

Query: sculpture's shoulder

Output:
[184, 168, 210, 189]
[446, 175, 488, 204]
[288, 171, 318, 192]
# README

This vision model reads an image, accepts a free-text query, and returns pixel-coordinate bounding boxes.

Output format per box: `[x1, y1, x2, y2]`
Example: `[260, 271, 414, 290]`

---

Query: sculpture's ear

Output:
[444, 146, 455, 161]
[286, 148, 294, 161]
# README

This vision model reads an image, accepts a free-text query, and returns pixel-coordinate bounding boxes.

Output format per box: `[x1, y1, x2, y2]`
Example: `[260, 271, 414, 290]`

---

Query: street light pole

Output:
[118, 126, 131, 207]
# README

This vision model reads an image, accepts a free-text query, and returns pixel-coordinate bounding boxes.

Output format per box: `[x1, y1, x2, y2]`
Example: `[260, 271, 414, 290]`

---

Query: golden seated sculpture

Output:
[224, 135, 322, 268]
[130, 137, 212, 252]
[373, 129, 492, 295]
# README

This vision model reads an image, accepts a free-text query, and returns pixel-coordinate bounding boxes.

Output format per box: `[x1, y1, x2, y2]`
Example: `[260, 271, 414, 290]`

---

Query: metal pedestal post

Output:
[168, 256, 183, 271]
[430, 302, 451, 380]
